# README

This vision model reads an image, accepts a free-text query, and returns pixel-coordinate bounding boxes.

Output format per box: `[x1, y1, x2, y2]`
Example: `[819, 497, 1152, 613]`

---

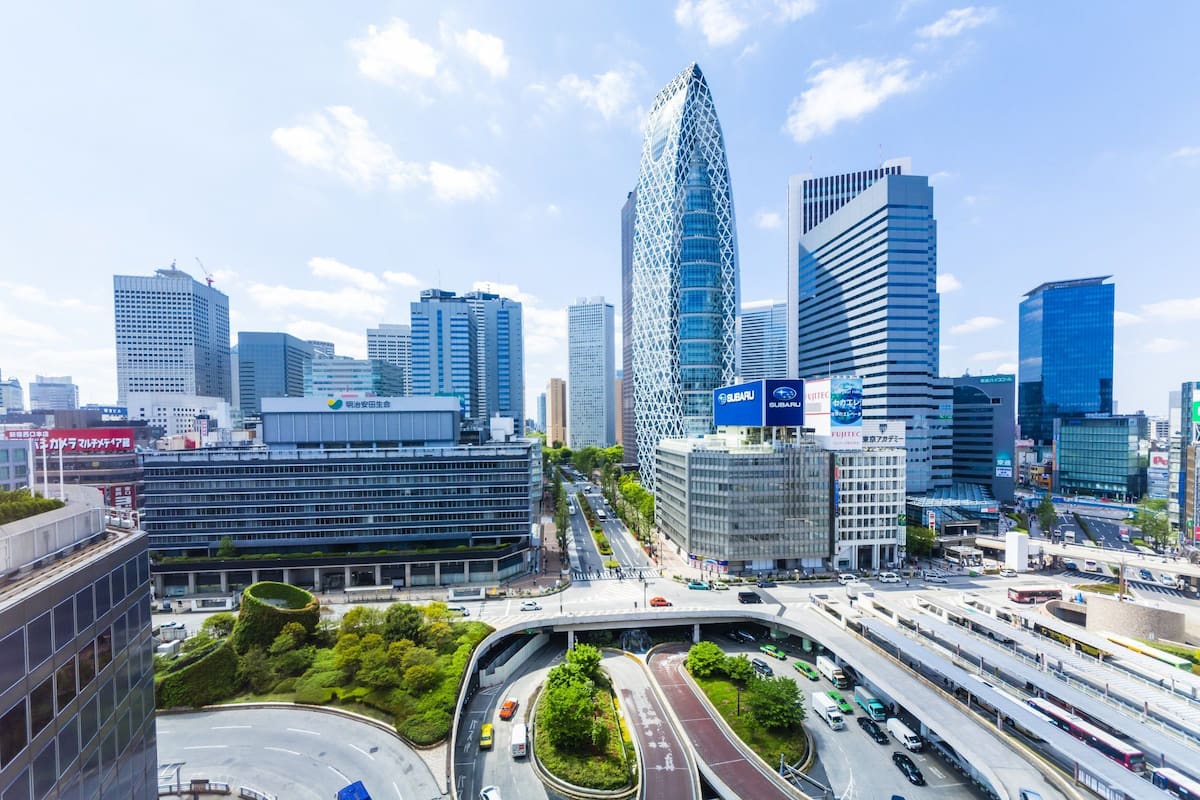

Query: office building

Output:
[656, 432, 832, 575]
[411, 289, 473, 409]
[367, 324, 412, 397]
[620, 189, 638, 466]
[615, 376, 623, 447]
[236, 332, 314, 417]
[546, 378, 567, 446]
[140, 397, 540, 594]
[1054, 415, 1142, 499]
[0, 439, 31, 491]
[464, 291, 524, 432]
[0, 486, 157, 798]
[1169, 434, 1183, 527]
[127, 393, 231, 439]
[113, 266, 231, 405]
[952, 374, 1016, 502]
[567, 297, 616, 449]
[739, 301, 787, 382]
[1, 370, 24, 412]
[536, 393, 547, 433]
[834, 421, 907, 571]
[1018, 277, 1114, 445]
[29, 376, 79, 411]
[1169, 390, 1183, 437]
[304, 357, 405, 399]
[789, 166, 950, 492]
[1178, 381, 1200, 529]
[307, 340, 335, 358]
[631, 64, 739, 492]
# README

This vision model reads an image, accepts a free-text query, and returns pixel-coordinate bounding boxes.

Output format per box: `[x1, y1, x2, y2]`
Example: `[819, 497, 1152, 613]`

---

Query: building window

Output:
[0, 630, 24, 695]
[27, 613, 52, 670]
[30, 677, 54, 738]
[0, 700, 28, 769]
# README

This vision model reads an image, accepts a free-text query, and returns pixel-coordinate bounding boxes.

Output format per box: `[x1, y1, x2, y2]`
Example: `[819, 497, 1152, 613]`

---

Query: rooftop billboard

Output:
[805, 377, 863, 450]
[712, 379, 806, 427]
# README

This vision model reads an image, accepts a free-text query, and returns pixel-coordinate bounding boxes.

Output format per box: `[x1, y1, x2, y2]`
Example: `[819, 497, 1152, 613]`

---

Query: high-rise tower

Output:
[367, 323, 412, 396]
[620, 189, 638, 465]
[631, 63, 739, 493]
[236, 332, 314, 416]
[113, 266, 231, 405]
[739, 301, 787, 381]
[568, 297, 616, 448]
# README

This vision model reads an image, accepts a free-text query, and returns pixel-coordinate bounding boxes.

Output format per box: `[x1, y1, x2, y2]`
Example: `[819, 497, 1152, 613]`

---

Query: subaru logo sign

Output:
[772, 386, 798, 401]
[718, 393, 726, 405]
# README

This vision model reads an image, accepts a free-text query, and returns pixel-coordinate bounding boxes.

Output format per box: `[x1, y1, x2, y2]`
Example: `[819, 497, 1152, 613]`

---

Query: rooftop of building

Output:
[908, 482, 998, 507]
[1023, 275, 1112, 298]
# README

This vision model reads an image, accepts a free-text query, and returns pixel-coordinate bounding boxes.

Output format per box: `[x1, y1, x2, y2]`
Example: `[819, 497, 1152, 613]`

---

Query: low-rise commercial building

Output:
[3, 428, 142, 507]
[1054, 414, 1143, 499]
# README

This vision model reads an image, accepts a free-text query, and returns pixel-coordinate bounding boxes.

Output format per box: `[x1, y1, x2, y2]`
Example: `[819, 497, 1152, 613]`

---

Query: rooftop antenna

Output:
[878, 143, 883, 168]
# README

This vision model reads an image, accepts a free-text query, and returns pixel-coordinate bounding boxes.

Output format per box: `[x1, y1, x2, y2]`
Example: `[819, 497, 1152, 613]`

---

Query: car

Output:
[751, 658, 774, 677]
[892, 752, 925, 786]
[1139, 568, 1154, 581]
[737, 591, 763, 604]
[755, 578, 776, 588]
[687, 580, 710, 590]
[480, 787, 502, 800]
[878, 571, 901, 583]
[837, 573, 858, 585]
[793, 661, 819, 680]
[479, 723, 494, 749]
[710, 581, 729, 590]
[925, 574, 948, 584]
[1063, 560, 1078, 570]
[498, 698, 518, 720]
[649, 596, 672, 607]
[760, 643, 787, 660]
[446, 604, 470, 616]
[998, 568, 1017, 578]
[519, 600, 542, 611]
[1159, 573, 1180, 588]
[730, 629, 756, 643]
[857, 716, 889, 744]
[827, 690, 853, 714]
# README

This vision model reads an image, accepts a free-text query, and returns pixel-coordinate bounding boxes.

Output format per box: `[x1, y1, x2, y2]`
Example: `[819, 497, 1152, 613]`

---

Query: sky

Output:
[2, 2, 1199, 420]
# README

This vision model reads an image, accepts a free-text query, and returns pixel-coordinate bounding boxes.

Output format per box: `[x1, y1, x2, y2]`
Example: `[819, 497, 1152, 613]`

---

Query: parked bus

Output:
[1007, 587, 1062, 604]
[595, 509, 607, 520]
[1026, 698, 1144, 771]
[1098, 631, 1193, 671]
[1151, 767, 1200, 798]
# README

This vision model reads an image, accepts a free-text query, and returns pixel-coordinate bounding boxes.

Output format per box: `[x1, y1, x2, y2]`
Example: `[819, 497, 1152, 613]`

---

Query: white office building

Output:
[367, 323, 412, 397]
[567, 297, 616, 448]
[739, 301, 787, 382]
[833, 420, 907, 571]
[127, 392, 231, 438]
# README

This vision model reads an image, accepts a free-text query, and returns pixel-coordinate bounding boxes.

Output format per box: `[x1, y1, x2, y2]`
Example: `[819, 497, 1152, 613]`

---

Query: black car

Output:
[856, 716, 889, 745]
[892, 752, 925, 786]
[737, 591, 763, 604]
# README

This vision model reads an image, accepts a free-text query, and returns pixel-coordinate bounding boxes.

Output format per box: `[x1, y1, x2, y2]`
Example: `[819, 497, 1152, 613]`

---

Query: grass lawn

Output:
[1074, 582, 1120, 595]
[693, 675, 806, 765]
[534, 688, 632, 790]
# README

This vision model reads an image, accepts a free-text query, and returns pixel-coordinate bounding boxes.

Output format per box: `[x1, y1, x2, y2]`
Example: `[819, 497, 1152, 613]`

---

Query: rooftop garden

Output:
[0, 489, 66, 526]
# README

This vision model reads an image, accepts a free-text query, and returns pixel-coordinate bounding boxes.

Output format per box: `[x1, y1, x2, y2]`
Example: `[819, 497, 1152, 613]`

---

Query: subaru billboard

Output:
[713, 380, 764, 426]
[763, 379, 806, 426]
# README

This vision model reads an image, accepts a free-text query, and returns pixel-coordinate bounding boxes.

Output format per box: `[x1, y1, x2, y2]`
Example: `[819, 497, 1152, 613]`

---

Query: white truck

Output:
[510, 723, 528, 758]
[811, 692, 845, 730]
[887, 717, 923, 751]
[816, 655, 848, 688]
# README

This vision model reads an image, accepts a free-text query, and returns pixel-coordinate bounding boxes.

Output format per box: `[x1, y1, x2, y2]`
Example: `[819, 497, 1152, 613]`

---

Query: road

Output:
[156, 706, 441, 800]
[601, 651, 699, 800]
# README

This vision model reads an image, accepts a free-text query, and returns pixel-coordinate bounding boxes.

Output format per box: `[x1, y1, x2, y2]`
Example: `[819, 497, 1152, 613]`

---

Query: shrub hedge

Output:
[155, 642, 239, 708]
[230, 582, 319, 653]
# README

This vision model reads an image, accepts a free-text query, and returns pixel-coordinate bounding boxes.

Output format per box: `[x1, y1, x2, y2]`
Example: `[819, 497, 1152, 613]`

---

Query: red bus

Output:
[1026, 698, 1144, 771]
[1152, 767, 1200, 798]
[1008, 587, 1062, 604]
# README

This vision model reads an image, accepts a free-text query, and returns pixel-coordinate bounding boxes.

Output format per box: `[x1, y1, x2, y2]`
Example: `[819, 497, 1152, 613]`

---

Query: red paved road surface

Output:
[648, 645, 799, 800]
[608, 656, 697, 800]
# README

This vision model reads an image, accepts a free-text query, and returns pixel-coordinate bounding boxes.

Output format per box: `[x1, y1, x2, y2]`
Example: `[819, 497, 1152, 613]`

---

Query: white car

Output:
[925, 574, 948, 584]
[519, 600, 542, 612]
[837, 573, 858, 585]
[878, 572, 901, 583]
[998, 568, 1018, 578]
[480, 787, 502, 800]
[446, 604, 470, 616]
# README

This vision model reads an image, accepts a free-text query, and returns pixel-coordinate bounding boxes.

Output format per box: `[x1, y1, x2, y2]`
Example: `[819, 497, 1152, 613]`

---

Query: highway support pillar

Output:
[693, 623, 701, 643]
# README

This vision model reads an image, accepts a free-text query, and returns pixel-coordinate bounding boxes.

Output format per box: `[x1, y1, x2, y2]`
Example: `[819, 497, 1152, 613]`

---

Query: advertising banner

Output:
[103, 483, 136, 508]
[806, 377, 863, 450]
[713, 381, 764, 427]
[5, 428, 135, 453]
[862, 420, 905, 448]
[763, 379, 805, 426]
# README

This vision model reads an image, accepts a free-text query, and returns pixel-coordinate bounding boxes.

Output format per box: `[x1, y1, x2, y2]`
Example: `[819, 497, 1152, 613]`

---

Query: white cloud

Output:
[553, 67, 639, 122]
[284, 320, 367, 359]
[773, 0, 818, 22]
[1171, 145, 1200, 159]
[754, 210, 782, 229]
[1114, 310, 1142, 327]
[968, 349, 1015, 362]
[928, 170, 956, 184]
[675, 0, 749, 46]
[0, 300, 68, 344]
[454, 29, 509, 78]
[936, 273, 962, 293]
[308, 256, 384, 291]
[383, 271, 422, 288]
[272, 107, 498, 202]
[1142, 296, 1200, 321]
[247, 282, 387, 318]
[545, 204, 561, 217]
[351, 19, 441, 85]
[471, 280, 539, 306]
[784, 58, 922, 143]
[917, 6, 998, 39]
[994, 362, 1017, 374]
[1144, 337, 1185, 354]
[950, 315, 1003, 335]
[428, 162, 499, 202]
[0, 280, 96, 312]
[963, 194, 978, 206]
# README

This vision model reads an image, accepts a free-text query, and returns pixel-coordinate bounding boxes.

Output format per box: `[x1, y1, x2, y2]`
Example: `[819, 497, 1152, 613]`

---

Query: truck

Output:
[811, 693, 845, 730]
[887, 717, 923, 752]
[335, 781, 371, 800]
[511, 722, 528, 758]
[853, 686, 886, 721]
[816, 655, 848, 689]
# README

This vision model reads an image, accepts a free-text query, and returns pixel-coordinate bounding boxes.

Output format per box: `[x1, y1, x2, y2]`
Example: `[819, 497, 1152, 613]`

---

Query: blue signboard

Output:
[763, 379, 805, 426]
[713, 381, 764, 426]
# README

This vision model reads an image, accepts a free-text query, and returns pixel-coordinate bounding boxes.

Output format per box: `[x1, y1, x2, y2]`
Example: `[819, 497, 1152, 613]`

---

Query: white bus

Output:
[596, 509, 607, 520]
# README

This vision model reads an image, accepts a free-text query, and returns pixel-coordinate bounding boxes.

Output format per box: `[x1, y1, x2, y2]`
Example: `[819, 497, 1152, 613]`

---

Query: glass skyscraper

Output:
[739, 301, 787, 381]
[236, 332, 314, 416]
[1017, 276, 1114, 444]
[567, 297, 616, 448]
[631, 63, 738, 493]
[366, 324, 412, 397]
[620, 189, 638, 466]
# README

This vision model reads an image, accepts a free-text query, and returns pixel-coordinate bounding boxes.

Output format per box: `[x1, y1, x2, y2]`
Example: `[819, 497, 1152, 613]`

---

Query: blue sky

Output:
[2, 2, 1198, 420]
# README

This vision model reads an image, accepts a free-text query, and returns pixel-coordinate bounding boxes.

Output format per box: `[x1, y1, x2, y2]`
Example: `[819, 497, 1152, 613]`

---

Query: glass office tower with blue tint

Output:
[1017, 277, 1114, 445]
[631, 63, 738, 492]
[237, 332, 314, 416]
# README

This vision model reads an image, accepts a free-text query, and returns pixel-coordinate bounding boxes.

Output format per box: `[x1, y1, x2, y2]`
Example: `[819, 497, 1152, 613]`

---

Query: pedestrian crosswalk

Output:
[1061, 569, 1186, 598]
[571, 567, 660, 582]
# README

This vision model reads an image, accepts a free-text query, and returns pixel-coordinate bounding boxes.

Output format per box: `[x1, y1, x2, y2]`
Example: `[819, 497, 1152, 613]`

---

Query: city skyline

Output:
[2, 5, 1199, 418]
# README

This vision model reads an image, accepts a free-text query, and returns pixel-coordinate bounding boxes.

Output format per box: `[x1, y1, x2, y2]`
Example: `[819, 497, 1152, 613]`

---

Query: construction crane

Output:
[195, 257, 214, 287]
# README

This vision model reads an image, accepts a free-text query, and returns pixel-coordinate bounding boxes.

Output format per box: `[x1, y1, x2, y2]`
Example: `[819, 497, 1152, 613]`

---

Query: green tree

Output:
[685, 641, 726, 678]
[906, 525, 936, 557]
[723, 654, 754, 684]
[268, 621, 308, 656]
[421, 620, 455, 652]
[359, 643, 400, 689]
[1036, 492, 1057, 534]
[340, 606, 384, 637]
[216, 536, 236, 559]
[746, 676, 804, 730]
[200, 612, 236, 639]
[333, 633, 363, 677]
[384, 603, 424, 642]
[542, 680, 595, 749]
[591, 720, 610, 750]
[238, 646, 276, 694]
[404, 663, 440, 692]
[181, 631, 216, 654]
[1134, 498, 1172, 548]
[565, 643, 602, 681]
[400, 645, 437, 672]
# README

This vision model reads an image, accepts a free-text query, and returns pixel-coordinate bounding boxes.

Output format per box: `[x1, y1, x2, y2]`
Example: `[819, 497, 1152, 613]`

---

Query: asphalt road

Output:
[156, 706, 442, 800]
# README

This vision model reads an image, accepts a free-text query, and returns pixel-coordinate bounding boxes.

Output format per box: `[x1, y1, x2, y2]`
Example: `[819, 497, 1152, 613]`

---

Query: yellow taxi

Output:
[479, 723, 494, 750]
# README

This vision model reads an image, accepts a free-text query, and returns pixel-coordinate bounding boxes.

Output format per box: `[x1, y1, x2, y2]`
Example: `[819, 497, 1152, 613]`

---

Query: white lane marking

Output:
[287, 728, 321, 736]
[183, 745, 228, 750]
[349, 743, 375, 760]
[328, 765, 350, 782]
[929, 765, 947, 779]
[393, 781, 403, 798]
[211, 725, 251, 730]
[264, 747, 300, 756]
